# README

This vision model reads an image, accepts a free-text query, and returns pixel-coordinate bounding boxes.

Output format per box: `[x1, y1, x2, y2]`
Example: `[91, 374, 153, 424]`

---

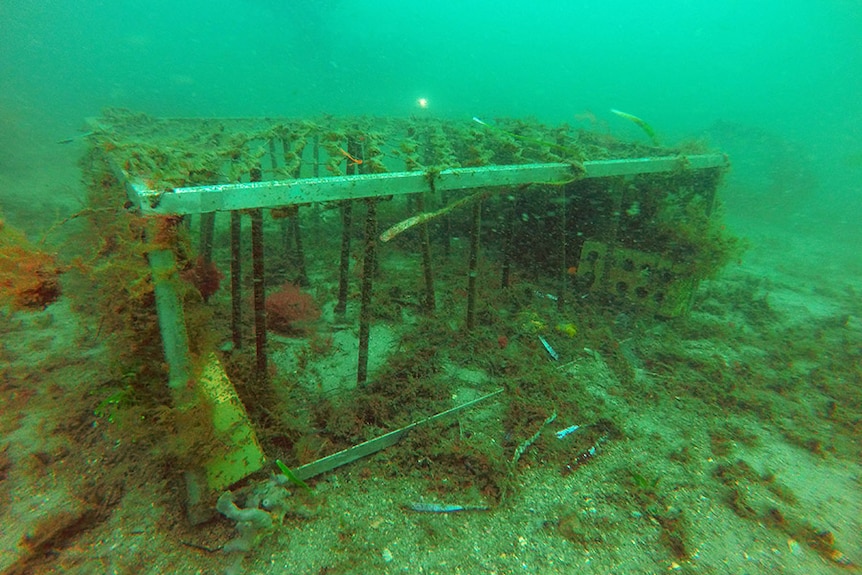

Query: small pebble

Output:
[382, 548, 393, 563]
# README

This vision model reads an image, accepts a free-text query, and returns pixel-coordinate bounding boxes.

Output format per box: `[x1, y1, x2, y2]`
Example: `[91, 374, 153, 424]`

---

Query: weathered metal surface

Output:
[127, 154, 727, 215]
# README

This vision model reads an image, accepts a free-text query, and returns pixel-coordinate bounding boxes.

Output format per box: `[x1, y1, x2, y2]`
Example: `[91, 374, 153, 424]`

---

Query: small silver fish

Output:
[57, 130, 94, 144]
[407, 503, 489, 513]
[533, 290, 558, 302]
[539, 335, 559, 360]
[555, 424, 581, 439]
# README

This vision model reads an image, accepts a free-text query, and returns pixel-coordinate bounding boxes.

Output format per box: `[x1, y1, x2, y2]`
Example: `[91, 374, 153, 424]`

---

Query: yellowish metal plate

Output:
[196, 352, 266, 490]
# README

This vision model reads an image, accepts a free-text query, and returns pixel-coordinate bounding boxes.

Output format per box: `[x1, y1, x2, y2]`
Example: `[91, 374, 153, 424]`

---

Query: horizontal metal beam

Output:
[129, 153, 727, 215]
[583, 153, 728, 178]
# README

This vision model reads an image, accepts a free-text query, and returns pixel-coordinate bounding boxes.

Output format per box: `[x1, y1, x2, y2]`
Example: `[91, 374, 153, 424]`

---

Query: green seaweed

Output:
[93, 388, 133, 423]
[629, 469, 660, 492]
[275, 459, 312, 494]
[611, 108, 660, 146]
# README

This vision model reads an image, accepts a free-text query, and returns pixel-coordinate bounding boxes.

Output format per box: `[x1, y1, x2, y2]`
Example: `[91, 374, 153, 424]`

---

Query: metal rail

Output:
[125, 154, 728, 215]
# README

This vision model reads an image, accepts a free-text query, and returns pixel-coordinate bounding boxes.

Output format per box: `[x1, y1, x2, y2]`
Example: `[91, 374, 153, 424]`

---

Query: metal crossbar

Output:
[124, 154, 728, 215]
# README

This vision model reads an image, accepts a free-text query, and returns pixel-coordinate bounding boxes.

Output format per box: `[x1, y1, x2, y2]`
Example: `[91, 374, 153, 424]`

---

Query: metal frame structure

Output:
[88, 111, 730, 517]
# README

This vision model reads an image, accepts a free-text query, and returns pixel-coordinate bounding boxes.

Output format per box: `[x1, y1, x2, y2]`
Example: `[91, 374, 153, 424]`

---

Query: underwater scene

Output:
[1, 1, 860, 574]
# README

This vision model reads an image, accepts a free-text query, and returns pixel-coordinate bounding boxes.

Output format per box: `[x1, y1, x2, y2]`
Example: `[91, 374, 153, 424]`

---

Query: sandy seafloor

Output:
[1, 135, 860, 575]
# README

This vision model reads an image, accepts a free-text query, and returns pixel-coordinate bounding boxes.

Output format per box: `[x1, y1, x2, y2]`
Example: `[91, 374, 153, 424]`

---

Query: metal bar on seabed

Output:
[291, 388, 503, 480]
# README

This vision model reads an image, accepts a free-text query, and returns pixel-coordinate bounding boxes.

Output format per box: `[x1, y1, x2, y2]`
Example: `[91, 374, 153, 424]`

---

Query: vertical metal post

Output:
[357, 198, 377, 386]
[149, 246, 192, 394]
[292, 213, 308, 286]
[556, 129, 571, 312]
[268, 138, 279, 177]
[334, 202, 353, 319]
[416, 193, 436, 314]
[501, 195, 514, 289]
[280, 133, 308, 287]
[702, 168, 721, 217]
[251, 209, 267, 379]
[557, 184, 567, 313]
[199, 213, 215, 264]
[410, 127, 436, 314]
[269, 136, 292, 282]
[149, 218, 266, 521]
[598, 177, 626, 291]
[230, 211, 242, 350]
[335, 136, 359, 318]
[250, 167, 267, 381]
[280, 134, 306, 264]
[441, 187, 452, 258]
[465, 200, 482, 331]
